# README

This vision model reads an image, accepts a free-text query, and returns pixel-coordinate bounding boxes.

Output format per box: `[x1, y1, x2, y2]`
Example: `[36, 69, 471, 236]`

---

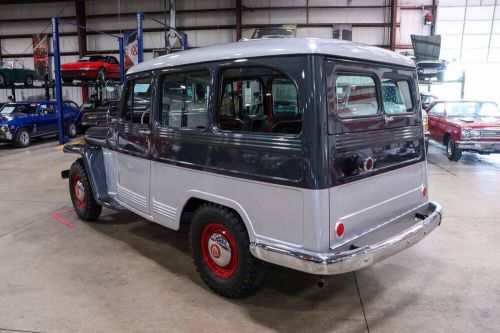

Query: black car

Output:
[80, 99, 120, 129]
[411, 35, 448, 82]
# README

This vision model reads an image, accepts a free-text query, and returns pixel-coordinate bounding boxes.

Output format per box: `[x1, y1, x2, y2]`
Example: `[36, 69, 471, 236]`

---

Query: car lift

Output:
[136, 11, 187, 63]
[418, 71, 466, 100]
[51, 16, 126, 144]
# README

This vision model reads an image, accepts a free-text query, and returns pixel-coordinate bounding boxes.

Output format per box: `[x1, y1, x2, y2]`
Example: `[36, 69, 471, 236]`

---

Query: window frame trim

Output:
[119, 74, 154, 125]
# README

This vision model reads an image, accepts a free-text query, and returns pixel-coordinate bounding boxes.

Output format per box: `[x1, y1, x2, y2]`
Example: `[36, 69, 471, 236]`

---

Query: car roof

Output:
[128, 37, 415, 75]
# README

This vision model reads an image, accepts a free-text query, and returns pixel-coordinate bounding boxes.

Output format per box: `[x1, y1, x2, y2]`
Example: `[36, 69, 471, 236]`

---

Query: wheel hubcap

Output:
[207, 233, 232, 267]
[200, 223, 238, 278]
[73, 175, 86, 208]
[20, 132, 28, 144]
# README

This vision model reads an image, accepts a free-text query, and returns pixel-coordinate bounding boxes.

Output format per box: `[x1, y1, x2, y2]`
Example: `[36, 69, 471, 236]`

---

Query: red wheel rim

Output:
[72, 175, 86, 209]
[200, 222, 238, 279]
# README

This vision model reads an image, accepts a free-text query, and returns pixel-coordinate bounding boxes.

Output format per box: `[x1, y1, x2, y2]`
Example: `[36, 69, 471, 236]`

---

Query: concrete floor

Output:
[0, 137, 499, 333]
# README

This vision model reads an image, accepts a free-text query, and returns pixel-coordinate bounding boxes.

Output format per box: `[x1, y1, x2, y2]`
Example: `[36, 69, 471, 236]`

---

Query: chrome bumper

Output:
[456, 140, 500, 151]
[250, 201, 442, 275]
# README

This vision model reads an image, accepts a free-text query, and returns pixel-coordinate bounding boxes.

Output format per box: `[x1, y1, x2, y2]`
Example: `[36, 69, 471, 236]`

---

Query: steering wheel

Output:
[140, 109, 150, 124]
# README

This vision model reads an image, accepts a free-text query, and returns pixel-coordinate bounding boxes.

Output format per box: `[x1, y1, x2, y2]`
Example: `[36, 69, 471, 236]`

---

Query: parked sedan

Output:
[80, 99, 120, 129]
[0, 61, 40, 86]
[61, 55, 128, 83]
[426, 100, 500, 161]
[0, 101, 80, 147]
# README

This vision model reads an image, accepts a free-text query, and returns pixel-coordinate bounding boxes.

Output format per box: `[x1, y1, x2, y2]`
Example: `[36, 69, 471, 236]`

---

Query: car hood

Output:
[447, 117, 500, 128]
[0, 113, 26, 122]
[411, 34, 441, 61]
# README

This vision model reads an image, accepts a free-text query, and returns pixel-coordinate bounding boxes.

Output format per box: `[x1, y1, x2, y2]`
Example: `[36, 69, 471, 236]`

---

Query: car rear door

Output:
[326, 60, 427, 249]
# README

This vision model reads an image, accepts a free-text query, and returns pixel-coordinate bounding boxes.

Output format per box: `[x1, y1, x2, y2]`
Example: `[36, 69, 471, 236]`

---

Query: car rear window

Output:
[382, 78, 414, 114]
[335, 74, 379, 118]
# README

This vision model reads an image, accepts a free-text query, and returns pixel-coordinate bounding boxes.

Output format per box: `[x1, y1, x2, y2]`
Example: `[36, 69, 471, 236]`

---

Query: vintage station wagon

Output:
[62, 38, 442, 298]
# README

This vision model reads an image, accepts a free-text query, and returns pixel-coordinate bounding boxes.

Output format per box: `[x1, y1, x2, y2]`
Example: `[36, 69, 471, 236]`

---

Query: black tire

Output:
[190, 203, 267, 298]
[24, 75, 34, 86]
[14, 128, 31, 148]
[446, 138, 462, 161]
[66, 122, 77, 138]
[69, 159, 102, 221]
[62, 78, 73, 84]
[0, 73, 5, 86]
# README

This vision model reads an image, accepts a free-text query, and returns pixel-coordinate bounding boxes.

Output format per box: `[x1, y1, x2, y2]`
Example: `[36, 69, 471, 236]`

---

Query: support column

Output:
[75, 0, 88, 101]
[390, 0, 398, 50]
[236, 0, 242, 41]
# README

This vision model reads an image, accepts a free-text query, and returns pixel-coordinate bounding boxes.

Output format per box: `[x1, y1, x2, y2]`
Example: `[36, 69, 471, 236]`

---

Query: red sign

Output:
[32, 34, 49, 79]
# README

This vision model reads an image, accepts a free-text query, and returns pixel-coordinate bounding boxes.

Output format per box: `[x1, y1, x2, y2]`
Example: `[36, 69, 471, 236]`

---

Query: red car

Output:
[426, 100, 500, 161]
[61, 55, 128, 83]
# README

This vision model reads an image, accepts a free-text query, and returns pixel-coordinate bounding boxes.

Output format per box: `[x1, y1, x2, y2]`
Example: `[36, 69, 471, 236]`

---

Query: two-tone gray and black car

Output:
[62, 38, 442, 298]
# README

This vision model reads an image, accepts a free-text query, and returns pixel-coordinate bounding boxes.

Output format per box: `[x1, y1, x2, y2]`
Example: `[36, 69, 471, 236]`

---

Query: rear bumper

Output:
[456, 140, 500, 152]
[250, 201, 442, 275]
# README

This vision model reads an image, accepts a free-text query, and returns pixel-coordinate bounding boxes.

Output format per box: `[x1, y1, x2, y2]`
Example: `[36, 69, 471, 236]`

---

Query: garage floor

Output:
[0, 138, 499, 333]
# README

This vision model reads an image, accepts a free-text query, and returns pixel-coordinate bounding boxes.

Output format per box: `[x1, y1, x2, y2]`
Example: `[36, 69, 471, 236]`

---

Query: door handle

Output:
[138, 129, 151, 135]
[384, 115, 394, 126]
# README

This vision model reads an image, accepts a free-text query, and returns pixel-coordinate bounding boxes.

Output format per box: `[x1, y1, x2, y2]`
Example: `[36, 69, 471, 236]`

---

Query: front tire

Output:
[69, 159, 102, 221]
[97, 67, 106, 83]
[446, 138, 462, 161]
[14, 128, 31, 147]
[190, 203, 267, 298]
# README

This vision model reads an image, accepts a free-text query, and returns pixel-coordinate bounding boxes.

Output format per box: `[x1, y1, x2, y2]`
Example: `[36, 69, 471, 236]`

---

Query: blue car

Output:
[0, 100, 80, 147]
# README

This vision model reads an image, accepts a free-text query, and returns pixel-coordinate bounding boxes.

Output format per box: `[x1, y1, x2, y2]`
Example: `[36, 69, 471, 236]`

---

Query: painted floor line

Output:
[49, 209, 76, 228]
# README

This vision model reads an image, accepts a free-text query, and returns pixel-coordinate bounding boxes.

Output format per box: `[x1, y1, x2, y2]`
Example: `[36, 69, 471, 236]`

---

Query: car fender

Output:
[63, 143, 109, 204]
[177, 190, 257, 241]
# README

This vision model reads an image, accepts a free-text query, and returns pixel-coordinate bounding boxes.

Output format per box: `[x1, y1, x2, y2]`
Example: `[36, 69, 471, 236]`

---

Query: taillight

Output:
[335, 221, 345, 239]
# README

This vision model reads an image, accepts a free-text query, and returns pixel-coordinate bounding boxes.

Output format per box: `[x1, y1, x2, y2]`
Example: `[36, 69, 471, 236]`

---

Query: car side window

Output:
[218, 66, 301, 135]
[381, 78, 414, 114]
[428, 103, 444, 116]
[335, 74, 379, 118]
[160, 70, 210, 129]
[107, 57, 119, 65]
[39, 104, 55, 115]
[122, 77, 152, 125]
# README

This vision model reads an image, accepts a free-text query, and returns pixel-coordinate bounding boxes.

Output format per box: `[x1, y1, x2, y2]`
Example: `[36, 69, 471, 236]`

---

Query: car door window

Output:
[428, 103, 444, 116]
[218, 66, 301, 134]
[160, 70, 210, 128]
[122, 77, 152, 125]
[39, 104, 55, 115]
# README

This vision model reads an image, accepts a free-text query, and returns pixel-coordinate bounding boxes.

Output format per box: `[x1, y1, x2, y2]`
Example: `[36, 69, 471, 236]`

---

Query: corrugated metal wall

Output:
[0, 0, 433, 104]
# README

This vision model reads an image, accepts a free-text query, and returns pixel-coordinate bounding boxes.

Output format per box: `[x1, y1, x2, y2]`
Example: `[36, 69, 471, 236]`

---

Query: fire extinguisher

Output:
[424, 12, 433, 25]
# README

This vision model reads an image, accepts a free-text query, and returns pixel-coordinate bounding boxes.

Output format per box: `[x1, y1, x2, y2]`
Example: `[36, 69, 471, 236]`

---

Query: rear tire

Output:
[446, 139, 462, 161]
[190, 203, 267, 298]
[66, 123, 77, 138]
[14, 128, 31, 148]
[69, 159, 102, 221]
[24, 75, 34, 86]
